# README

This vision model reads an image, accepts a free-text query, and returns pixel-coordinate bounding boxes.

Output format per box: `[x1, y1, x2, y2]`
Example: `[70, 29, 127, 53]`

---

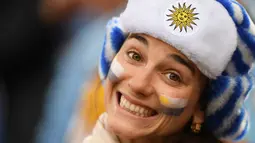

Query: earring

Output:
[191, 106, 204, 134]
[191, 123, 202, 134]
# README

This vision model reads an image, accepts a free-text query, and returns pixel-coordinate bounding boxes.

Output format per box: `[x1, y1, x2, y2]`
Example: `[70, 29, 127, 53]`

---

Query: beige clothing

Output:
[83, 113, 120, 143]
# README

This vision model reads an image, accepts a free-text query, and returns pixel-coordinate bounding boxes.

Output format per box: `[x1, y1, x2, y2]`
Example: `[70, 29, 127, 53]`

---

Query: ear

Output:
[192, 104, 204, 124]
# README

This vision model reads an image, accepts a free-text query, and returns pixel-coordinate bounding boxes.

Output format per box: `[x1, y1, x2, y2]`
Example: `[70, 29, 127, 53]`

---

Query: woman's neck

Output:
[117, 134, 180, 143]
[118, 136, 162, 143]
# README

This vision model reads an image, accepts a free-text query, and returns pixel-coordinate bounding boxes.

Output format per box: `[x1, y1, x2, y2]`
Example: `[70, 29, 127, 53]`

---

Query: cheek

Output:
[154, 113, 190, 136]
[104, 79, 114, 109]
[105, 57, 127, 110]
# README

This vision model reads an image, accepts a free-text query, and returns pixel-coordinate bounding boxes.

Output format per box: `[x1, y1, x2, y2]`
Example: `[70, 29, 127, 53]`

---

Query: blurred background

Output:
[0, 0, 254, 143]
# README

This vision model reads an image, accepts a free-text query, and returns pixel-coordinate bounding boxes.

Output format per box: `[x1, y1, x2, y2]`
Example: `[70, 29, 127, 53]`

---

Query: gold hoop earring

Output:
[191, 123, 202, 134]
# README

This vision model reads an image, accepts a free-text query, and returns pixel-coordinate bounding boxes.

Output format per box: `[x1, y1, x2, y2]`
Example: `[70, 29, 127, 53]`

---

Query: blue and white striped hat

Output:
[98, 0, 255, 141]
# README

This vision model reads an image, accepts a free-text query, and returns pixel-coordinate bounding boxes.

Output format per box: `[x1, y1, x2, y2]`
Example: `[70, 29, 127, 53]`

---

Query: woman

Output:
[84, 0, 255, 142]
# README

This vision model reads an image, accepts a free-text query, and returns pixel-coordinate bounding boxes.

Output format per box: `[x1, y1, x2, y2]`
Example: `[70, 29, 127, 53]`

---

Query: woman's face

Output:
[104, 34, 206, 140]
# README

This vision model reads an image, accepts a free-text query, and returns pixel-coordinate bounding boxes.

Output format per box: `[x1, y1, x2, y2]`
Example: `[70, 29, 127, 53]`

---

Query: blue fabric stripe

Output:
[217, 0, 234, 21]
[220, 107, 245, 138]
[232, 48, 250, 74]
[100, 38, 111, 78]
[237, 1, 251, 29]
[222, 71, 229, 76]
[245, 75, 253, 100]
[235, 119, 248, 141]
[218, 0, 255, 59]
[99, 18, 126, 80]
[218, 0, 249, 28]
[206, 77, 243, 131]
[110, 27, 125, 52]
[202, 0, 253, 140]
[229, 0, 250, 28]
[205, 76, 230, 102]
[238, 28, 255, 58]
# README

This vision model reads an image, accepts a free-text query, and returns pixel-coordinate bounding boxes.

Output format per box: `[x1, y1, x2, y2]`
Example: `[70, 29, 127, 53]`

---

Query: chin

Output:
[107, 113, 151, 139]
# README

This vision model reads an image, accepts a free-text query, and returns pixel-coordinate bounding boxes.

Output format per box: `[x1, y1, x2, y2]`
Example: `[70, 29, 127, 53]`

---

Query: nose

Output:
[128, 70, 155, 97]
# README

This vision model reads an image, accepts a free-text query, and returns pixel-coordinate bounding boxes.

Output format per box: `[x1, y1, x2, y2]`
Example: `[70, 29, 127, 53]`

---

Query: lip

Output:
[115, 90, 158, 120]
[121, 93, 156, 112]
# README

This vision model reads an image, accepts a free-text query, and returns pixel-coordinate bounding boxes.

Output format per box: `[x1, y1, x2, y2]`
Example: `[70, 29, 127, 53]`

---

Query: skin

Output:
[104, 33, 207, 143]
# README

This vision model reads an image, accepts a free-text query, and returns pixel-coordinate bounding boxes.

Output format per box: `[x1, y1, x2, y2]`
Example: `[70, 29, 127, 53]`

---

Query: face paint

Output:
[159, 94, 188, 116]
[108, 57, 124, 82]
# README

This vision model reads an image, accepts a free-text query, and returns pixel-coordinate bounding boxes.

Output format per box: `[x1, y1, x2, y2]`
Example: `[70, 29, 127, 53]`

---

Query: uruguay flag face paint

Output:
[108, 57, 124, 82]
[159, 94, 188, 116]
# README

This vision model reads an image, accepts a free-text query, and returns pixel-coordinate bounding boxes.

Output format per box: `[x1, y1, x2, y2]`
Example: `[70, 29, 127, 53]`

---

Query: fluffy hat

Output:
[98, 0, 255, 141]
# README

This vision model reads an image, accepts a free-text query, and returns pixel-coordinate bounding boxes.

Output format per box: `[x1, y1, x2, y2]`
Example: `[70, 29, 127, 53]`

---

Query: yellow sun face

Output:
[166, 2, 199, 32]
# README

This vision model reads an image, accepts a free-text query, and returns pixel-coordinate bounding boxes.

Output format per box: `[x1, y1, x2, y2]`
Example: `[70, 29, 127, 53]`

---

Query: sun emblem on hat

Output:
[166, 2, 199, 32]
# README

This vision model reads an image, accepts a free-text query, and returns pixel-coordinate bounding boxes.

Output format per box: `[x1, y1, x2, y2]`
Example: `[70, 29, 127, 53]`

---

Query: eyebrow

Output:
[128, 34, 195, 74]
[128, 34, 148, 46]
[168, 54, 195, 74]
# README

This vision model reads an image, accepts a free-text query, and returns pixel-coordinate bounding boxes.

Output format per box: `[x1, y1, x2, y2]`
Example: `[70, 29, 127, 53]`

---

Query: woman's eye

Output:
[127, 51, 142, 61]
[165, 72, 181, 82]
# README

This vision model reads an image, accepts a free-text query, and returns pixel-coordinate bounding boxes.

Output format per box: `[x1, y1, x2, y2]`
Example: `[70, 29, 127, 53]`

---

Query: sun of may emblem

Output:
[166, 2, 199, 32]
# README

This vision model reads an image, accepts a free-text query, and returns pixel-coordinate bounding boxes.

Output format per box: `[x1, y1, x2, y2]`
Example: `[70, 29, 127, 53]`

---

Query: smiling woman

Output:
[83, 0, 255, 143]
[103, 33, 208, 142]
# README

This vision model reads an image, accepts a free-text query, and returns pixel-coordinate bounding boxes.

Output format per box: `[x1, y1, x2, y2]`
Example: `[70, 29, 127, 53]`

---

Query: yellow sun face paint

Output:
[159, 95, 172, 107]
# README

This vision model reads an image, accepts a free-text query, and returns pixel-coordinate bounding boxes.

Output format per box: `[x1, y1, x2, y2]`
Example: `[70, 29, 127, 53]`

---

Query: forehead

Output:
[128, 33, 182, 53]
[127, 33, 191, 61]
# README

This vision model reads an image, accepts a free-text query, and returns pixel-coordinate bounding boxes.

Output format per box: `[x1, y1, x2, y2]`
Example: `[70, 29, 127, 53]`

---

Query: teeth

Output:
[126, 101, 130, 108]
[144, 110, 148, 116]
[135, 106, 139, 112]
[120, 101, 124, 108]
[139, 108, 144, 114]
[130, 104, 135, 111]
[120, 95, 154, 117]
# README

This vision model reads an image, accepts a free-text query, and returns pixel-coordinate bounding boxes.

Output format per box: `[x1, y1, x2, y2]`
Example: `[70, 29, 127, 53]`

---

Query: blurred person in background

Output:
[1, 0, 124, 143]
[35, 1, 126, 143]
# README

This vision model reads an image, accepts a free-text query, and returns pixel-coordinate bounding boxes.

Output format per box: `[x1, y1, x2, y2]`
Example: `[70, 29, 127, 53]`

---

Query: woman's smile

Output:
[115, 90, 158, 119]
